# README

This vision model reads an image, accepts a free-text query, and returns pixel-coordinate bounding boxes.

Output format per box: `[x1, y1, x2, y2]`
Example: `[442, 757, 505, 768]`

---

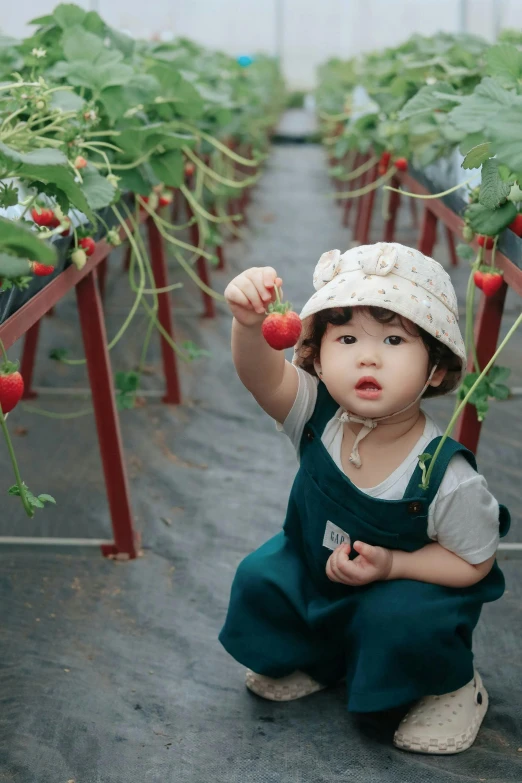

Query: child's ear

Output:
[313, 359, 323, 378]
[429, 366, 447, 388]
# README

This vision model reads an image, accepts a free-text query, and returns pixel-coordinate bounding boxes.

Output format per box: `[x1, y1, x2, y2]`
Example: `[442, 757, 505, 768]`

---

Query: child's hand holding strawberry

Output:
[224, 266, 283, 327]
[326, 541, 393, 586]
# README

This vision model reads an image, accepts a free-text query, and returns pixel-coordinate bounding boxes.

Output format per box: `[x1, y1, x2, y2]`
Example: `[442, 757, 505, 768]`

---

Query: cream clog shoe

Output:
[245, 669, 327, 701]
[393, 670, 488, 754]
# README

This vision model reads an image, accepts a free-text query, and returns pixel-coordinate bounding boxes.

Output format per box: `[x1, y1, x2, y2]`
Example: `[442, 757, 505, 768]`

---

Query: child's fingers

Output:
[352, 541, 377, 563]
[239, 278, 268, 314]
[224, 282, 251, 309]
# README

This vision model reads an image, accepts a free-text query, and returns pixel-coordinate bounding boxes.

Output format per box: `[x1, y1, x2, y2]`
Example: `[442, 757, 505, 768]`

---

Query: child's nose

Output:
[357, 351, 381, 368]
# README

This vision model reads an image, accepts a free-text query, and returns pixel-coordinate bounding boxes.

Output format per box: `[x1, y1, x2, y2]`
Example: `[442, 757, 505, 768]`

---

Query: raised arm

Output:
[224, 266, 298, 423]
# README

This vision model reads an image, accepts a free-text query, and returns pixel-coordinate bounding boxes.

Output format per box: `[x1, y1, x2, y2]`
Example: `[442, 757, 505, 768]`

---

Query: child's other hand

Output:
[325, 541, 393, 586]
[224, 267, 283, 327]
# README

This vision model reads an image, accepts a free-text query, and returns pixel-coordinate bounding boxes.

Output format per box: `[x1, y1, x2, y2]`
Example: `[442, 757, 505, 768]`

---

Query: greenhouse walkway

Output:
[1, 133, 521, 782]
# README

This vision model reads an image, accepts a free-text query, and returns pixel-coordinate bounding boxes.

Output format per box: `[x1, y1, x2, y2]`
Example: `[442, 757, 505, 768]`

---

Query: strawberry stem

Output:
[0, 405, 33, 517]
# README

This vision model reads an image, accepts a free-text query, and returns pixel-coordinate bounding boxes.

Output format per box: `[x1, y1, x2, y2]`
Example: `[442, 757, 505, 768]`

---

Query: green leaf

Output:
[0, 182, 19, 208]
[0, 252, 32, 278]
[485, 44, 522, 88]
[479, 158, 512, 209]
[49, 89, 85, 113]
[447, 77, 515, 134]
[80, 165, 117, 210]
[0, 142, 94, 222]
[0, 221, 56, 265]
[49, 348, 68, 361]
[487, 103, 522, 175]
[398, 82, 457, 121]
[181, 341, 211, 360]
[488, 365, 511, 384]
[489, 383, 510, 401]
[37, 494, 57, 504]
[53, 3, 87, 29]
[466, 201, 517, 236]
[62, 25, 104, 62]
[28, 14, 55, 25]
[462, 143, 491, 170]
[149, 149, 183, 187]
[456, 243, 475, 261]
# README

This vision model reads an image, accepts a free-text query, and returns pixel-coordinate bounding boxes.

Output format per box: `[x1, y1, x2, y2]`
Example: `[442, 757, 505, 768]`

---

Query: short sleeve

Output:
[428, 454, 500, 565]
[276, 366, 319, 452]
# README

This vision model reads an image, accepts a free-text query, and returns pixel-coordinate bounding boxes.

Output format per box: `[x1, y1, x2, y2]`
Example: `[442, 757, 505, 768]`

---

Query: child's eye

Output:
[384, 336, 404, 346]
[338, 335, 356, 345]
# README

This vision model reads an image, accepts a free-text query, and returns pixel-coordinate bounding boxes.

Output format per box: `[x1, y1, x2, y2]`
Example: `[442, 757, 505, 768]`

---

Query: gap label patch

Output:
[323, 520, 351, 551]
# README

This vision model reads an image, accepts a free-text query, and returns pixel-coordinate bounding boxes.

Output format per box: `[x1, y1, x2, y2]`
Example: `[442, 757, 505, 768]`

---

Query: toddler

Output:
[219, 242, 509, 754]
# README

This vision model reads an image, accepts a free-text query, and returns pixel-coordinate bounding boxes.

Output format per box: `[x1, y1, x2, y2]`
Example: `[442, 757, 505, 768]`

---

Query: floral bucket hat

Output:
[293, 242, 466, 391]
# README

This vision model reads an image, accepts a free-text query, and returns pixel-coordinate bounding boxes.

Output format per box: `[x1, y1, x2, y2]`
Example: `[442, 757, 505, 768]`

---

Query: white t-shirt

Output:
[278, 366, 500, 565]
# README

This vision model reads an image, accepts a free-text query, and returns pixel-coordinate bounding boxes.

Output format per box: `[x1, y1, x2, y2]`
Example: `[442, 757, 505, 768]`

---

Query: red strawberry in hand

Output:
[0, 363, 24, 414]
[481, 272, 503, 297]
[477, 235, 494, 249]
[31, 262, 55, 276]
[262, 291, 302, 351]
[79, 237, 96, 257]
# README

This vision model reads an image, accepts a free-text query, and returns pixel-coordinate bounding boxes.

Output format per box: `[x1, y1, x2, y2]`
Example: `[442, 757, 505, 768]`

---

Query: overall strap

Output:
[308, 381, 342, 437]
[404, 436, 477, 506]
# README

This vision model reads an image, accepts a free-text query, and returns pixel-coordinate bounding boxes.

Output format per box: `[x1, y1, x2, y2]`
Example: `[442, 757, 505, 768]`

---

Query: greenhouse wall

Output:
[4, 0, 522, 88]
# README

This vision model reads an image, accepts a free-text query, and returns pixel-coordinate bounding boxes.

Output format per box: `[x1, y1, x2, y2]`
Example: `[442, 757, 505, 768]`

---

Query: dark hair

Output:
[299, 306, 461, 398]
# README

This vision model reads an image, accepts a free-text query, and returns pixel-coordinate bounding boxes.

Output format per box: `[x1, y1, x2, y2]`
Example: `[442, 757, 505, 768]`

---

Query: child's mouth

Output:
[355, 377, 382, 399]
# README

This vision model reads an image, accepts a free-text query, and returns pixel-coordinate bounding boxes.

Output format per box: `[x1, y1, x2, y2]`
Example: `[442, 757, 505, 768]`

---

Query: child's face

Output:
[318, 309, 444, 418]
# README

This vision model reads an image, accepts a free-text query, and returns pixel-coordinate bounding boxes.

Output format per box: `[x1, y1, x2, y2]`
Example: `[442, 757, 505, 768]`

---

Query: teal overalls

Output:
[219, 382, 510, 712]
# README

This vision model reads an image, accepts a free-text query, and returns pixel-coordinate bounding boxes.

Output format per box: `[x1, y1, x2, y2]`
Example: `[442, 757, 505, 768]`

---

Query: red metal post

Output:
[445, 226, 459, 267]
[97, 256, 108, 300]
[342, 153, 362, 227]
[75, 269, 140, 560]
[383, 181, 401, 243]
[20, 320, 41, 399]
[188, 212, 216, 319]
[418, 206, 438, 256]
[455, 282, 508, 454]
[357, 164, 378, 245]
[122, 243, 132, 273]
[354, 163, 373, 241]
[146, 217, 182, 404]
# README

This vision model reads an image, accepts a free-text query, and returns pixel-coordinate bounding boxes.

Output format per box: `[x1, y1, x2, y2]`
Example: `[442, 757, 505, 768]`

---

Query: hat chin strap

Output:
[338, 364, 439, 469]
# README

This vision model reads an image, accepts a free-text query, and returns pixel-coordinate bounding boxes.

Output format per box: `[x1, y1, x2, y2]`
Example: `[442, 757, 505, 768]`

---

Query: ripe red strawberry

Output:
[31, 207, 55, 227]
[394, 158, 408, 172]
[481, 272, 503, 297]
[79, 237, 96, 257]
[159, 193, 173, 207]
[0, 367, 24, 413]
[477, 235, 494, 249]
[508, 214, 522, 237]
[262, 298, 302, 351]
[31, 262, 55, 276]
[473, 271, 484, 290]
[74, 155, 87, 169]
[184, 162, 195, 177]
